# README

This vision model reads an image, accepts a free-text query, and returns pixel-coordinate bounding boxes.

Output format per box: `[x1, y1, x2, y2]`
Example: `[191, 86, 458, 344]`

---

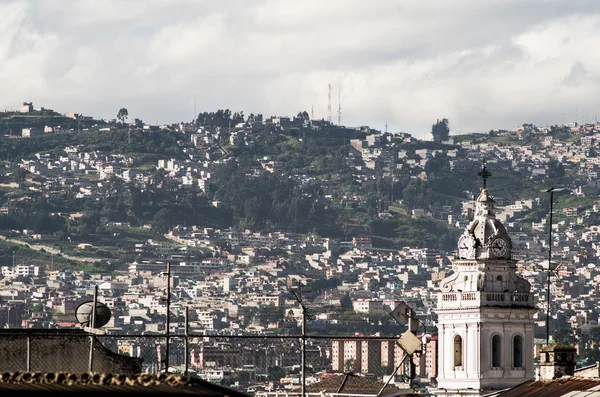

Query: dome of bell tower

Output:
[457, 164, 512, 260]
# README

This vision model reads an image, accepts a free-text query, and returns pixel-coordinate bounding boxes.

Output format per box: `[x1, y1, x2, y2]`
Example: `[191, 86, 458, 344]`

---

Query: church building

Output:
[433, 164, 536, 396]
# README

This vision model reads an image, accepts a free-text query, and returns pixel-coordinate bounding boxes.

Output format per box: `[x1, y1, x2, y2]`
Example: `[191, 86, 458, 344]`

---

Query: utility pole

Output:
[162, 261, 172, 372]
[290, 287, 311, 397]
[546, 188, 555, 346]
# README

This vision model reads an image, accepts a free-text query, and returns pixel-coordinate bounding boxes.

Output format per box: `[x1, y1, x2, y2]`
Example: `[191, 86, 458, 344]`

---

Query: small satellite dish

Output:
[75, 301, 112, 328]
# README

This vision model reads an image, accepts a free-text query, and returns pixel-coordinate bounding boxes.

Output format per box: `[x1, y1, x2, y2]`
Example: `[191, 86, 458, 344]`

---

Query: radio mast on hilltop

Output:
[337, 84, 341, 125]
[327, 84, 332, 123]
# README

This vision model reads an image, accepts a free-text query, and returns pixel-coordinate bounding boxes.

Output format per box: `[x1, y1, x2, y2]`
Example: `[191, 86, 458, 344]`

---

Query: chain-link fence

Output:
[0, 331, 424, 394]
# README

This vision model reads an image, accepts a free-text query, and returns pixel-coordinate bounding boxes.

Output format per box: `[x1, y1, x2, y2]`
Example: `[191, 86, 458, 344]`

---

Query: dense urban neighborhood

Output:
[1, 102, 600, 392]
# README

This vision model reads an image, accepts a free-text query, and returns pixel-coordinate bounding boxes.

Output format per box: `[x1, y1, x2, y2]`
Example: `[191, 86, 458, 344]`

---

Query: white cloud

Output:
[1, 0, 599, 137]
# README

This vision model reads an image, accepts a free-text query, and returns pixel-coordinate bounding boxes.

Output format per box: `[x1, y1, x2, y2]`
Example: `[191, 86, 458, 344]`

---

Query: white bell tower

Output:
[433, 163, 536, 397]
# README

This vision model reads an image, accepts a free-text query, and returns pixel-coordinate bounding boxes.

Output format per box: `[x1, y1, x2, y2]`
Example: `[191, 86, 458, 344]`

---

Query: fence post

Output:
[88, 284, 98, 372]
[163, 261, 171, 373]
[301, 306, 306, 397]
[184, 306, 189, 375]
[26, 335, 31, 372]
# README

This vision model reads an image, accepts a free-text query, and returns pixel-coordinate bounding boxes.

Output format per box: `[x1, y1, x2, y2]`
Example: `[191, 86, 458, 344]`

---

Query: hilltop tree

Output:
[296, 111, 310, 122]
[117, 108, 129, 124]
[431, 118, 450, 143]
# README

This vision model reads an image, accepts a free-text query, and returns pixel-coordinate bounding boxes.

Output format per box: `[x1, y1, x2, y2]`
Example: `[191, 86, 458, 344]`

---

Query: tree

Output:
[340, 293, 353, 310]
[431, 118, 450, 143]
[268, 366, 286, 382]
[117, 108, 129, 124]
[12, 167, 27, 183]
[548, 160, 565, 179]
[151, 208, 171, 234]
[344, 358, 356, 372]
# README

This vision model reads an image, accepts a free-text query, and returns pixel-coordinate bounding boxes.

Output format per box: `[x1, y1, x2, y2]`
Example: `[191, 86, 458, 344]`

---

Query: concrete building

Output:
[20, 102, 33, 113]
[331, 339, 396, 374]
[22, 128, 42, 138]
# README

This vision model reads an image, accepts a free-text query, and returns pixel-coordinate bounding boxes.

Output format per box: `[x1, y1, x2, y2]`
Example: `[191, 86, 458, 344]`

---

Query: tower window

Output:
[454, 335, 463, 367]
[513, 335, 523, 368]
[496, 275, 503, 282]
[492, 335, 501, 367]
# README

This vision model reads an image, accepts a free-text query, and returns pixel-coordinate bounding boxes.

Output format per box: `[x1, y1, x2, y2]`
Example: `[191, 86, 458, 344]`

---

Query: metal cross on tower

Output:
[478, 161, 492, 190]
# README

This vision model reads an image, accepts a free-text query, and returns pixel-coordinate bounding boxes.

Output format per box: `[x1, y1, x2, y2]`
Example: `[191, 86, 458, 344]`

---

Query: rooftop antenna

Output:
[327, 84, 332, 123]
[337, 83, 341, 125]
[194, 100, 197, 123]
[385, 122, 388, 133]
[311, 104, 314, 120]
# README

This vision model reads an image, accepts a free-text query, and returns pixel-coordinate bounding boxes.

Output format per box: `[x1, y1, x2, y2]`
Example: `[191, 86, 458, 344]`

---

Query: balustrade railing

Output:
[440, 292, 532, 308]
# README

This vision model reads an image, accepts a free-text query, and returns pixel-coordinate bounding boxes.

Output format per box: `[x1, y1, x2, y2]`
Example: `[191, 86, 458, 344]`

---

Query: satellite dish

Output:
[75, 301, 112, 328]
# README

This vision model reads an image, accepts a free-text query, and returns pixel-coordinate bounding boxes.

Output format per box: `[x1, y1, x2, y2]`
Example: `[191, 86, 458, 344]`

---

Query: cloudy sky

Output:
[1, 0, 599, 139]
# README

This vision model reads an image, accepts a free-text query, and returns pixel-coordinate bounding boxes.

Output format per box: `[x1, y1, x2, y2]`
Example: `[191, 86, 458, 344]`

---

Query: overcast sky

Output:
[1, 0, 599, 139]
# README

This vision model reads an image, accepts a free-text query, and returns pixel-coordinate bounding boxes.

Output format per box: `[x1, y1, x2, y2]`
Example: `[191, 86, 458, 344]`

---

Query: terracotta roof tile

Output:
[495, 378, 600, 397]
[0, 371, 249, 396]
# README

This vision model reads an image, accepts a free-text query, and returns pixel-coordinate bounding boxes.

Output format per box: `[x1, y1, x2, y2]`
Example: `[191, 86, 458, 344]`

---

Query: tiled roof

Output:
[0, 371, 249, 396]
[307, 373, 404, 395]
[495, 378, 600, 397]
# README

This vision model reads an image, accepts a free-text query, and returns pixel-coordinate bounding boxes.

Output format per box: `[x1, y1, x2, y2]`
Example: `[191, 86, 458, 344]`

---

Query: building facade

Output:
[434, 166, 536, 396]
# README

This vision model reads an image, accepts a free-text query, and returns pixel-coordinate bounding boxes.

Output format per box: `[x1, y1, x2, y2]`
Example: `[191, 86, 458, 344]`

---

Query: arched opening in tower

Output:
[492, 335, 502, 367]
[454, 335, 463, 367]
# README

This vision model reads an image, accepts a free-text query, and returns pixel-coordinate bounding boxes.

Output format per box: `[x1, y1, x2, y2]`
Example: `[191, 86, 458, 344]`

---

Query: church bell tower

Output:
[433, 163, 536, 396]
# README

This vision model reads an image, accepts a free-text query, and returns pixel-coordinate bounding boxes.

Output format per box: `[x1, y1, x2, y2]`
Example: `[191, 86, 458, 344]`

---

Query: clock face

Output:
[490, 237, 509, 258]
[458, 234, 475, 259]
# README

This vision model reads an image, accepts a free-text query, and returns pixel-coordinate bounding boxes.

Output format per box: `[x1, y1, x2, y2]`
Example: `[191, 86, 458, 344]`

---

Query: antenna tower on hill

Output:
[327, 84, 332, 123]
[337, 83, 341, 125]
